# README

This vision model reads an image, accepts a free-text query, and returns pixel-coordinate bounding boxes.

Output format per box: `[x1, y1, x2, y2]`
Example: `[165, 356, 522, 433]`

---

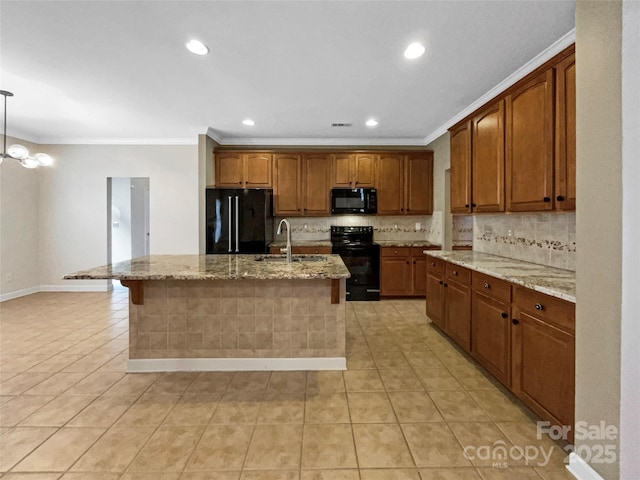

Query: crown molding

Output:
[422, 28, 576, 146]
[40, 137, 198, 146]
[210, 136, 427, 147]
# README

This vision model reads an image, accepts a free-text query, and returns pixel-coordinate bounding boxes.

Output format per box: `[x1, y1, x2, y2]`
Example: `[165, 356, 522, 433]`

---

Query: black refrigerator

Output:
[206, 189, 274, 254]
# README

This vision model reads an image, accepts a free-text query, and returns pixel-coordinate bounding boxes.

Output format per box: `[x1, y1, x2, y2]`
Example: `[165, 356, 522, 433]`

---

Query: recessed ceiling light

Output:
[404, 42, 425, 59]
[365, 119, 378, 127]
[186, 39, 209, 55]
[242, 119, 255, 126]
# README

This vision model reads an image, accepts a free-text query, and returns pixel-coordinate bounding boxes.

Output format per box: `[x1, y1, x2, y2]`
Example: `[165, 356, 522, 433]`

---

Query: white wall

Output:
[0, 136, 41, 300]
[110, 177, 132, 263]
[425, 133, 450, 248]
[39, 144, 199, 290]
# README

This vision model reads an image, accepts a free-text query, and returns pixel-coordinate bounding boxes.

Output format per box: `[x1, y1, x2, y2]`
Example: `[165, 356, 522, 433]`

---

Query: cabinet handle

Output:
[430, 262, 435, 266]
[438, 280, 443, 285]
[238, 181, 242, 185]
[407, 209, 410, 212]
[512, 319, 520, 325]
[406, 261, 410, 265]
[465, 204, 469, 208]
[444, 283, 448, 287]
[355, 181, 359, 185]
[535, 303, 544, 311]
[413, 260, 416, 264]
[543, 197, 551, 202]
[452, 270, 458, 276]
[472, 203, 477, 207]
[501, 312, 508, 318]
[557, 195, 565, 201]
[483, 282, 490, 289]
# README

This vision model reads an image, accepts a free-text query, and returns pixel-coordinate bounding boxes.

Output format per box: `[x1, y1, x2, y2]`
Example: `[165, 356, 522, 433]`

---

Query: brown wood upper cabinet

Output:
[215, 152, 272, 188]
[450, 121, 472, 214]
[506, 68, 555, 212]
[376, 152, 433, 215]
[555, 53, 576, 210]
[274, 153, 331, 216]
[472, 100, 505, 212]
[331, 153, 375, 188]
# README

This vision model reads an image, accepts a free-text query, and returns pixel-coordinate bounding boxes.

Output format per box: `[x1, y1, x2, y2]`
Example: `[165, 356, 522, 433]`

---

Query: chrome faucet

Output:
[277, 218, 292, 263]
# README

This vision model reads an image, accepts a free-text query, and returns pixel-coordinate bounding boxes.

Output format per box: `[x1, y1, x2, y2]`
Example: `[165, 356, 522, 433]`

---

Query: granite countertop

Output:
[270, 240, 333, 248]
[424, 250, 575, 303]
[375, 240, 441, 248]
[64, 254, 351, 281]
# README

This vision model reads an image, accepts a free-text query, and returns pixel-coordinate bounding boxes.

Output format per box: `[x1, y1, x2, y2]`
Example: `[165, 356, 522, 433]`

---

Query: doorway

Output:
[107, 177, 150, 286]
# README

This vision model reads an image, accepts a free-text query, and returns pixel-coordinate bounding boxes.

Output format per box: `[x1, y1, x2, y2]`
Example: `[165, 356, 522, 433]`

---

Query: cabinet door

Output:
[376, 153, 404, 215]
[332, 154, 353, 187]
[412, 255, 427, 296]
[512, 308, 575, 429]
[555, 53, 576, 211]
[245, 153, 272, 187]
[405, 153, 433, 215]
[426, 271, 444, 328]
[450, 122, 472, 213]
[380, 256, 411, 296]
[354, 154, 376, 187]
[506, 69, 554, 212]
[472, 100, 505, 212]
[444, 280, 471, 352]
[472, 292, 511, 387]
[302, 154, 331, 216]
[215, 152, 244, 187]
[273, 154, 301, 215]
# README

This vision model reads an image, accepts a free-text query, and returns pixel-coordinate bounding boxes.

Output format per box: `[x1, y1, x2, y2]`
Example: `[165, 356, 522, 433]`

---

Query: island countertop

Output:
[64, 254, 351, 281]
[424, 250, 575, 303]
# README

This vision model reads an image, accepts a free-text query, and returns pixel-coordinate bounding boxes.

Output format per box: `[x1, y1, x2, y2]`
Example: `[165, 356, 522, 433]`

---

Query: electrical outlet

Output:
[394, 224, 398, 230]
[508, 229, 514, 237]
[415, 222, 421, 231]
[6, 273, 13, 282]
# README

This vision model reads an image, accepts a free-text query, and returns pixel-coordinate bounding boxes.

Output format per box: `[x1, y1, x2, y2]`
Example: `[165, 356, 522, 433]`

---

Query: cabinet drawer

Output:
[291, 246, 332, 255]
[513, 286, 575, 333]
[445, 263, 471, 284]
[381, 247, 411, 257]
[472, 271, 511, 303]
[426, 256, 444, 274]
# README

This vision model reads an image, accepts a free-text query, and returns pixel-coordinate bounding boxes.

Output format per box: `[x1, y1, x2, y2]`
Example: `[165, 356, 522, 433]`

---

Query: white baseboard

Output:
[128, 357, 347, 373]
[0, 286, 40, 302]
[39, 284, 110, 293]
[567, 453, 606, 480]
[1, 284, 112, 302]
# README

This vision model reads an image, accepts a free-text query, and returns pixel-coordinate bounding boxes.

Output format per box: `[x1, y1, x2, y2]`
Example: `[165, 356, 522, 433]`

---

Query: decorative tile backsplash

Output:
[274, 212, 443, 245]
[452, 215, 473, 246]
[473, 212, 576, 271]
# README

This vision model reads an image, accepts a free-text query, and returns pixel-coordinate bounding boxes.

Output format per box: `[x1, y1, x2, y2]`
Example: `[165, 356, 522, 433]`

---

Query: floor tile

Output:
[347, 391, 396, 423]
[467, 390, 532, 423]
[19, 394, 97, 427]
[402, 423, 472, 468]
[417, 468, 483, 479]
[186, 425, 253, 471]
[379, 369, 425, 391]
[533, 466, 575, 480]
[185, 372, 235, 394]
[240, 472, 299, 480]
[13, 427, 105, 472]
[304, 392, 350, 424]
[413, 368, 464, 391]
[0, 373, 51, 395]
[475, 467, 542, 479]
[162, 394, 221, 426]
[128, 426, 204, 472]
[267, 371, 307, 393]
[301, 424, 357, 469]
[360, 469, 421, 479]
[71, 426, 155, 472]
[114, 394, 180, 427]
[0, 427, 57, 472]
[63, 372, 124, 396]
[0, 396, 56, 427]
[244, 424, 303, 469]
[353, 424, 414, 468]
[388, 391, 444, 423]
[305, 371, 345, 393]
[3, 473, 64, 480]
[22, 373, 88, 396]
[102, 373, 160, 396]
[404, 351, 445, 369]
[145, 372, 198, 395]
[428, 391, 491, 422]
[226, 372, 271, 394]
[257, 391, 305, 424]
[180, 473, 240, 480]
[211, 392, 263, 424]
[60, 474, 120, 480]
[67, 395, 138, 427]
[343, 370, 385, 392]
[372, 351, 411, 369]
[448, 422, 522, 467]
[300, 470, 359, 480]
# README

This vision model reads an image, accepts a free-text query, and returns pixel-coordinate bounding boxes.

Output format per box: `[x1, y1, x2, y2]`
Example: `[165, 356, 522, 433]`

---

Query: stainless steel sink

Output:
[254, 255, 326, 263]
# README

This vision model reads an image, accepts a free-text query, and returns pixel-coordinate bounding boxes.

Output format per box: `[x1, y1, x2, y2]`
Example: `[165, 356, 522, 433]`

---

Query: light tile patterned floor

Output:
[0, 287, 575, 479]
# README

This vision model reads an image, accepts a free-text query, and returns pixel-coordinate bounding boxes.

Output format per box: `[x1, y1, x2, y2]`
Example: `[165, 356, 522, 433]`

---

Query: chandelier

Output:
[1, 90, 53, 168]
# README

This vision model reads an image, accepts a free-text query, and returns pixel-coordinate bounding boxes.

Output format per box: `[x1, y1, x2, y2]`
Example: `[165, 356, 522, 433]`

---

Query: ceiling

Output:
[1, 1, 575, 146]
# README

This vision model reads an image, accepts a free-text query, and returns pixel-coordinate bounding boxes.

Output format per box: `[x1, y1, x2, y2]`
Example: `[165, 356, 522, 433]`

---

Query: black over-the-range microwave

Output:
[331, 188, 377, 215]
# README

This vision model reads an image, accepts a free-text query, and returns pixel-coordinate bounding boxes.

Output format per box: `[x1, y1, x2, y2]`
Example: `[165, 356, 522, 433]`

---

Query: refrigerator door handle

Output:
[228, 196, 232, 253]
[235, 196, 240, 253]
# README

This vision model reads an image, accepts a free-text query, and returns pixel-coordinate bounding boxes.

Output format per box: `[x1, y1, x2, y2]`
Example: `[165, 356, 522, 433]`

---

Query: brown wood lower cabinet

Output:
[425, 255, 575, 433]
[381, 247, 435, 297]
[269, 246, 332, 255]
[471, 273, 512, 387]
[512, 286, 575, 432]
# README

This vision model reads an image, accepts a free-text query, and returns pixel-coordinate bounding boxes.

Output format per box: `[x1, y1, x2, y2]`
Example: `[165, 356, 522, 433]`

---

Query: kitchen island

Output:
[65, 254, 350, 372]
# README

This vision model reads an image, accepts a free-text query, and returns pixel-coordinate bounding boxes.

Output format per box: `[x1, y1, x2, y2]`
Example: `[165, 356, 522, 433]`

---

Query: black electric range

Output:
[331, 226, 380, 301]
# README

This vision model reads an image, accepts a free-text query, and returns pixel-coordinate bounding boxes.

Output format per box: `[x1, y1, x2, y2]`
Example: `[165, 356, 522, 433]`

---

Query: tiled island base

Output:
[128, 279, 347, 372]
